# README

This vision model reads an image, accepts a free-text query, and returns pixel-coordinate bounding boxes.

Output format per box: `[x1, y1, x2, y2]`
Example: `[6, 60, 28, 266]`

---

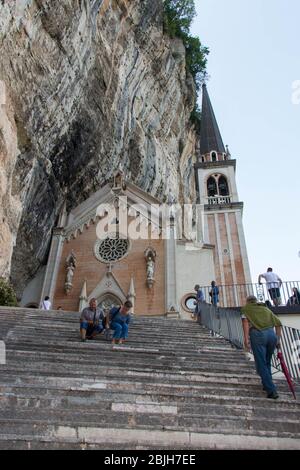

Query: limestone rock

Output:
[0, 0, 198, 297]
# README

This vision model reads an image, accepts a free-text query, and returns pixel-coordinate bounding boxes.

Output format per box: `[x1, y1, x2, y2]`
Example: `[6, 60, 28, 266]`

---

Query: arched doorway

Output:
[97, 294, 122, 315]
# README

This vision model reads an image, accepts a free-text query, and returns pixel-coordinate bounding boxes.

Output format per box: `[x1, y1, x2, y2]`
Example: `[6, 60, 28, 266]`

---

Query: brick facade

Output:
[53, 220, 166, 315]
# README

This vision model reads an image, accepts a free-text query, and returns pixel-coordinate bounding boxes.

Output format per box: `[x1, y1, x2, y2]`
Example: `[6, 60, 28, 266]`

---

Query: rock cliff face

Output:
[0, 0, 199, 297]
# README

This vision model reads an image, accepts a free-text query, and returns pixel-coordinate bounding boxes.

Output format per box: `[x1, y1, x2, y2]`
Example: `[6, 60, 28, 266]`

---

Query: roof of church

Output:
[200, 84, 225, 155]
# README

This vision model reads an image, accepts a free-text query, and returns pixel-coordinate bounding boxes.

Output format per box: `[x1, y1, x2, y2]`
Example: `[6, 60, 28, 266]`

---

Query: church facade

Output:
[22, 86, 252, 316]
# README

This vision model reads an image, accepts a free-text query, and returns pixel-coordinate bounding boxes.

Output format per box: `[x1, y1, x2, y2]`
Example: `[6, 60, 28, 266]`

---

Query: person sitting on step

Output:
[109, 300, 133, 345]
[80, 298, 106, 342]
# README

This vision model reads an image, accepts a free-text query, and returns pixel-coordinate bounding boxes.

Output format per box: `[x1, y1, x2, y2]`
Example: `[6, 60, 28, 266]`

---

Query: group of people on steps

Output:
[40, 265, 296, 400]
[79, 298, 132, 345]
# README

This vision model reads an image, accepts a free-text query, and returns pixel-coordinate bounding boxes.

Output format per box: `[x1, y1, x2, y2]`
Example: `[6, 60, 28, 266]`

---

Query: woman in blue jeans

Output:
[241, 296, 282, 399]
[109, 300, 132, 345]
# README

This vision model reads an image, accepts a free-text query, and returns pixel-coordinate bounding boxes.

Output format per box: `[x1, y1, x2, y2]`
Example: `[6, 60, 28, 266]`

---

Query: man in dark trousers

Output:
[241, 295, 282, 399]
[80, 298, 106, 342]
[209, 281, 219, 306]
[193, 285, 205, 322]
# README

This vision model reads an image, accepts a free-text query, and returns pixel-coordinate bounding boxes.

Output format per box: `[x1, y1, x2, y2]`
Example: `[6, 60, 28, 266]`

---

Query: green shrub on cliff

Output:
[0, 278, 18, 307]
[163, 0, 209, 90]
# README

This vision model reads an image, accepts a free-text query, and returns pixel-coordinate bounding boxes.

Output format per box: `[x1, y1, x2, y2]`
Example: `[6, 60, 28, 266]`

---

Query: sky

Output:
[192, 0, 300, 283]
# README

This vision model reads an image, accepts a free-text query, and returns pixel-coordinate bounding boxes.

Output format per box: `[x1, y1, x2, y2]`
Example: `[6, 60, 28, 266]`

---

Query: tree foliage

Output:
[0, 278, 18, 307]
[163, 0, 209, 90]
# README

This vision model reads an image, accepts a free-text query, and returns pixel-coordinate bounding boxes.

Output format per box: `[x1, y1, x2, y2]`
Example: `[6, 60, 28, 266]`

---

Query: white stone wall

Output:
[277, 314, 300, 330]
[176, 243, 215, 317]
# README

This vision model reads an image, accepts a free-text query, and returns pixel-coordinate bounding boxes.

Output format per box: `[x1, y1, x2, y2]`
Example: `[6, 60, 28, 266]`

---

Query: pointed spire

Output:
[79, 280, 87, 300]
[127, 277, 136, 314]
[128, 277, 136, 299]
[200, 84, 225, 155]
[79, 280, 88, 312]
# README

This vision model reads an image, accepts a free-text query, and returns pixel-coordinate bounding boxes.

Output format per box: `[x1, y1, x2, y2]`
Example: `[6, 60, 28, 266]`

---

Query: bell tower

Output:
[195, 85, 252, 304]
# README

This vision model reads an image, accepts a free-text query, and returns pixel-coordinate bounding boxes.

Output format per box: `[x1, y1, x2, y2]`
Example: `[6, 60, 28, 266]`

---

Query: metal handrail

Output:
[199, 302, 300, 381]
[207, 196, 232, 205]
[198, 281, 300, 308]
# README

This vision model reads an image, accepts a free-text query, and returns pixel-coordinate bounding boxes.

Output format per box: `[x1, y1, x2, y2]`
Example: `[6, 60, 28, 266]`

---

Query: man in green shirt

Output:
[241, 295, 282, 399]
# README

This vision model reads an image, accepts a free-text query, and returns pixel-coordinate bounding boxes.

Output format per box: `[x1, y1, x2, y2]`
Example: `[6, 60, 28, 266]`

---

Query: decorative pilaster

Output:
[165, 216, 179, 317]
[79, 280, 88, 312]
[127, 277, 136, 314]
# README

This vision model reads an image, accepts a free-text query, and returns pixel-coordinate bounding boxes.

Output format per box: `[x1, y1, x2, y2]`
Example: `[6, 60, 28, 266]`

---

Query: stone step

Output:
[0, 379, 295, 403]
[5, 349, 253, 369]
[0, 372, 295, 403]
[0, 378, 295, 398]
[0, 363, 277, 386]
[1, 325, 219, 339]
[0, 430, 299, 450]
[1, 387, 299, 417]
[0, 316, 201, 325]
[1, 322, 226, 335]
[0, 414, 300, 441]
[1, 308, 299, 450]
[0, 361, 260, 383]
[3, 328, 222, 342]
[3, 332, 244, 348]
[3, 332, 240, 347]
[4, 342, 236, 357]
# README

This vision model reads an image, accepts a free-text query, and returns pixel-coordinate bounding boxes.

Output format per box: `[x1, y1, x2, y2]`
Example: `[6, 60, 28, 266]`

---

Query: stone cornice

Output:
[63, 184, 163, 242]
[194, 160, 236, 171]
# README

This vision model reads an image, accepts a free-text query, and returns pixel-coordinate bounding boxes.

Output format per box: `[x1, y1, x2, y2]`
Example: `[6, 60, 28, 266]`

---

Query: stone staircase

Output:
[0, 306, 300, 450]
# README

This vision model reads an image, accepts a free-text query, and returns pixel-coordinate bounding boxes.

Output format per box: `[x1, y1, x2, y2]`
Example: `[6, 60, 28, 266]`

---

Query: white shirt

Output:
[41, 300, 51, 310]
[261, 272, 281, 289]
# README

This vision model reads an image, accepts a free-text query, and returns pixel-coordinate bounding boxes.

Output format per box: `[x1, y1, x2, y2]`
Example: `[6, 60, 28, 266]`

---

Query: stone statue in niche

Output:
[146, 257, 155, 280]
[144, 247, 156, 289]
[65, 251, 77, 294]
[66, 265, 74, 284]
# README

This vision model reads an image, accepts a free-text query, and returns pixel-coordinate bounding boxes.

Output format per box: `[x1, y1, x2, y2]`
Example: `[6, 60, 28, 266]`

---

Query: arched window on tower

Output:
[211, 152, 217, 162]
[218, 176, 229, 196]
[207, 177, 218, 197]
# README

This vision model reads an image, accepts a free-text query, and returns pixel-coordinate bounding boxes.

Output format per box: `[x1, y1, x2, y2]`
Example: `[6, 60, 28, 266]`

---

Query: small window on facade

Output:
[185, 296, 197, 311]
[211, 152, 217, 162]
[218, 176, 229, 196]
[207, 177, 217, 197]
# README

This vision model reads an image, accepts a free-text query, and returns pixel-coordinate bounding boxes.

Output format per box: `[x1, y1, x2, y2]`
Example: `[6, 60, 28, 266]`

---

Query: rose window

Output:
[94, 235, 130, 263]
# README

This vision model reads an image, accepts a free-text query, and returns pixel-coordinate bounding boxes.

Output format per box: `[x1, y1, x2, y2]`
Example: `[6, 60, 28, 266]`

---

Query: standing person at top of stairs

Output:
[209, 281, 219, 306]
[41, 296, 51, 310]
[192, 285, 205, 322]
[258, 267, 283, 306]
[241, 295, 282, 400]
